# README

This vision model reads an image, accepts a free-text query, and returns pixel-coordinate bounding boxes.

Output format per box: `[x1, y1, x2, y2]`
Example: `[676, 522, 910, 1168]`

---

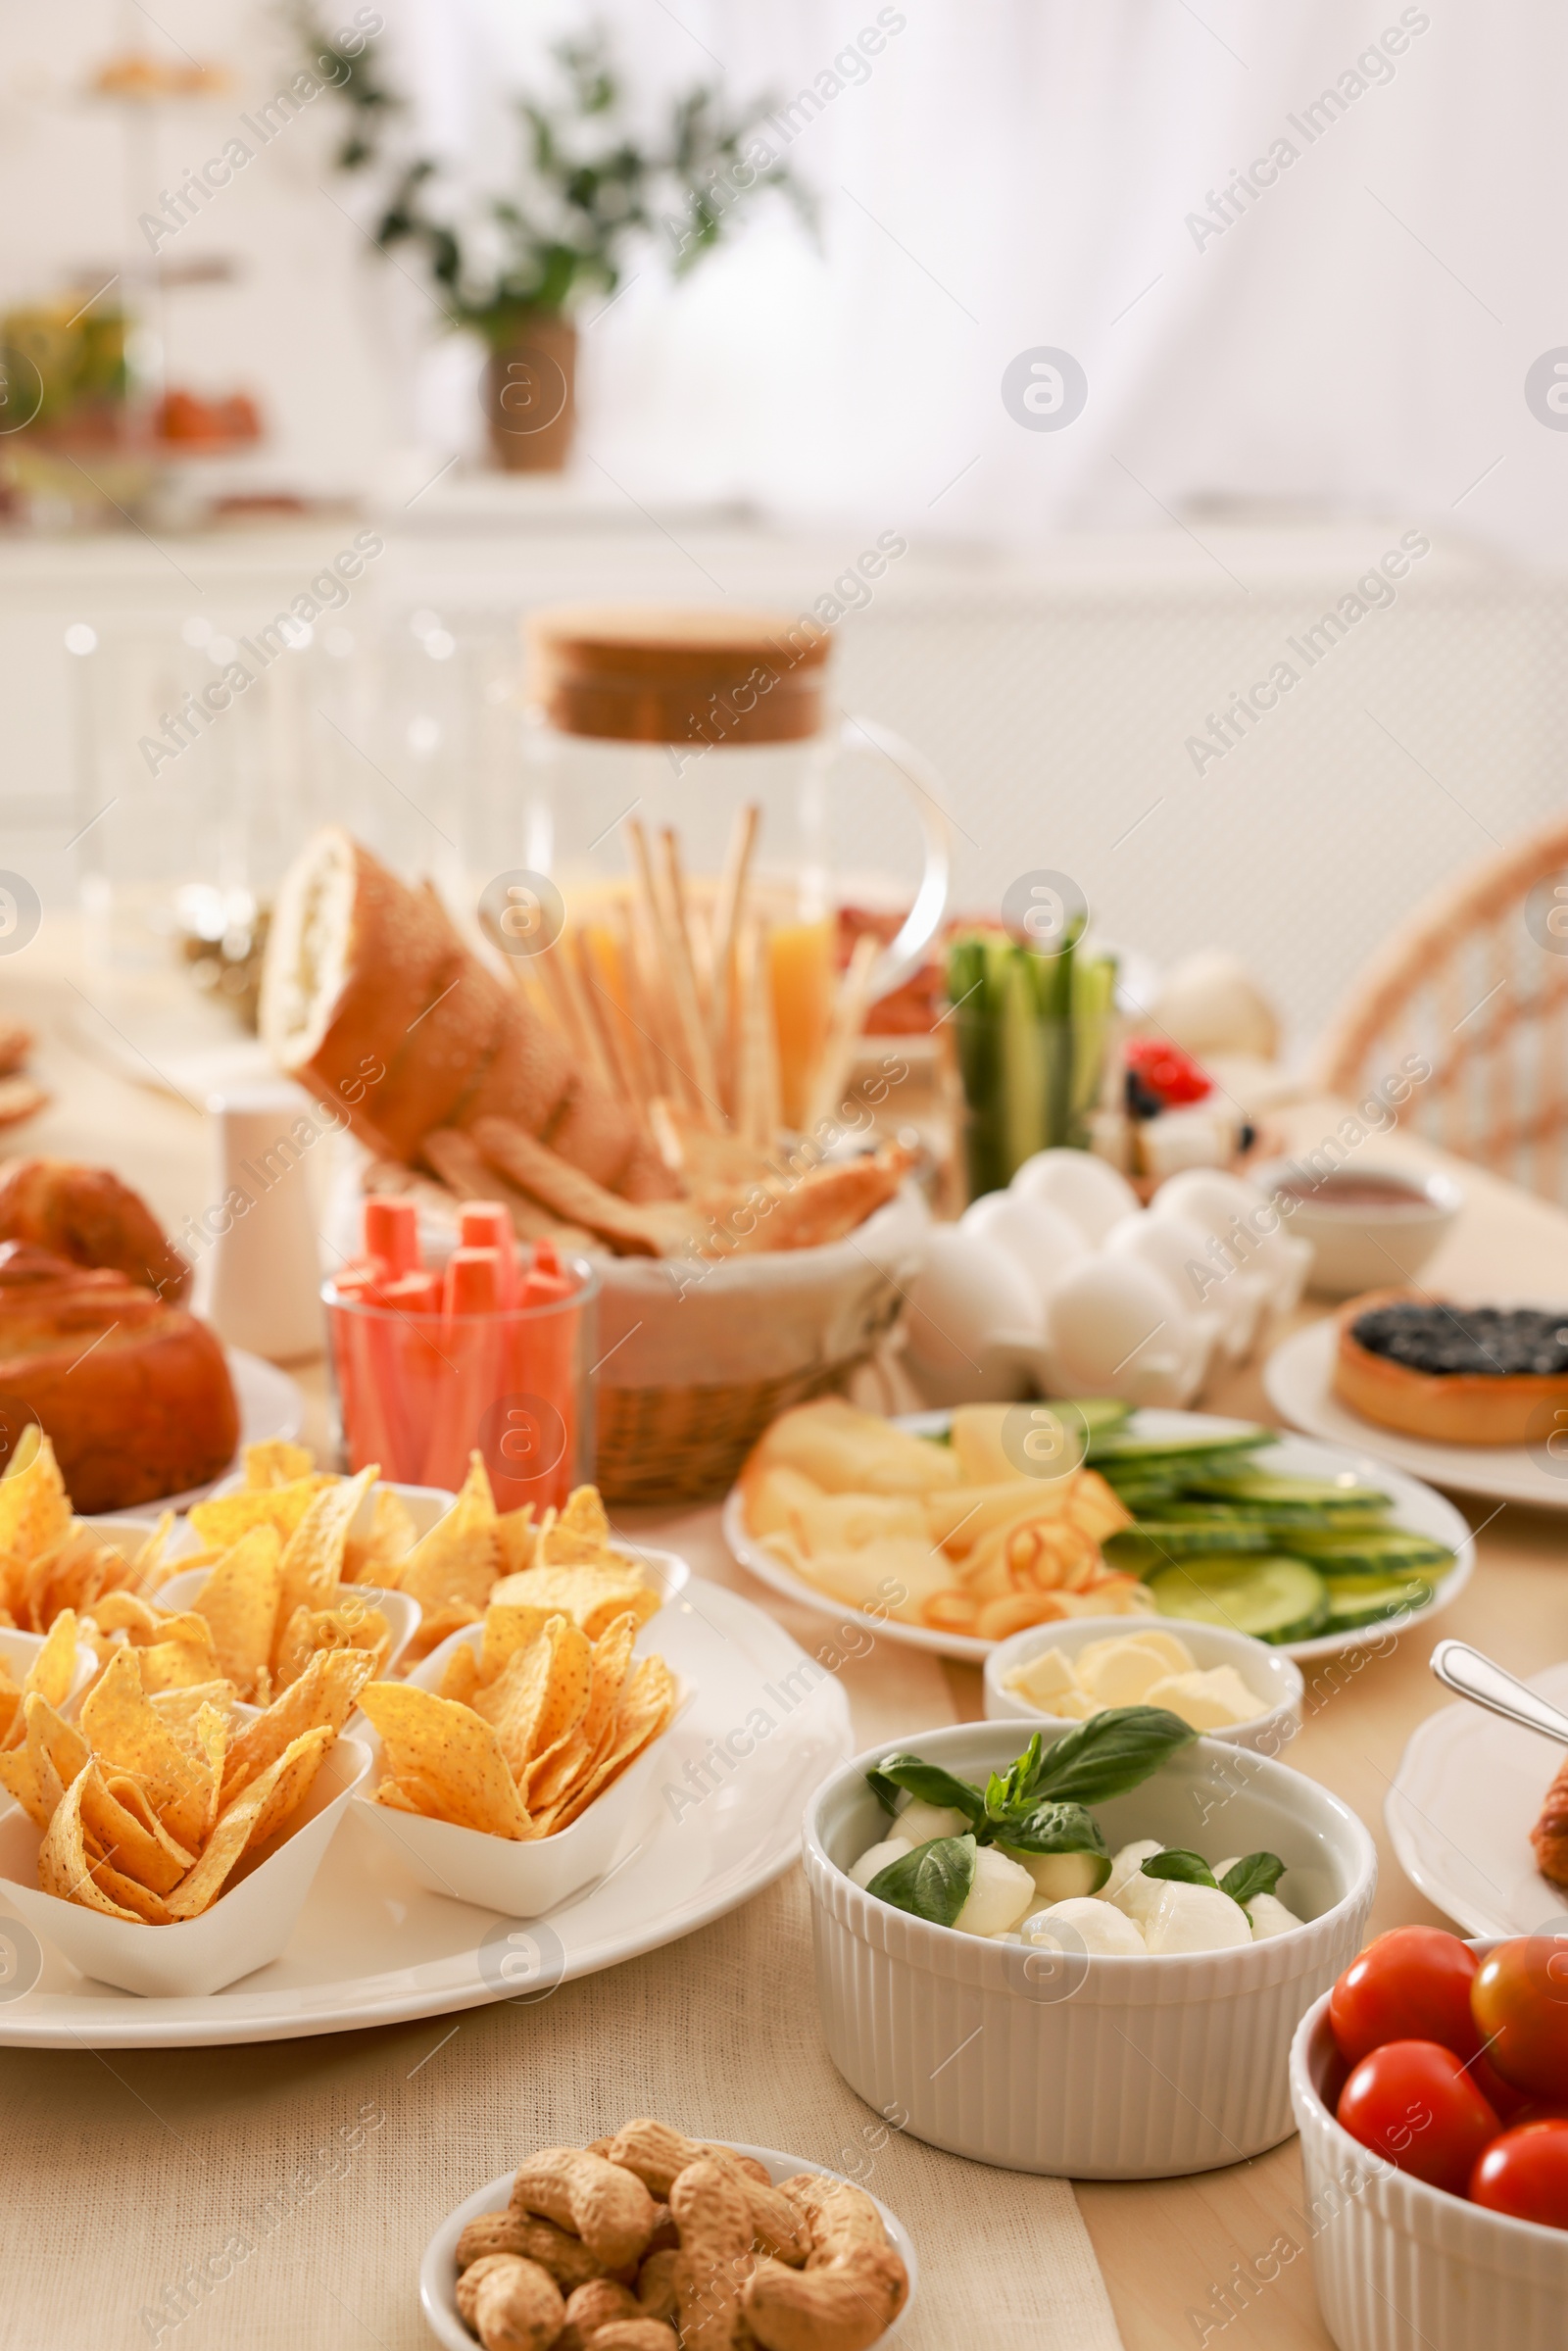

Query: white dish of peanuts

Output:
[420, 2118, 917, 2351]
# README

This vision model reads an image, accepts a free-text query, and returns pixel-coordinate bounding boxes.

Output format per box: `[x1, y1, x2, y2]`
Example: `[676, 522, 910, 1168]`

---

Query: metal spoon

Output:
[1430, 1640, 1568, 1746]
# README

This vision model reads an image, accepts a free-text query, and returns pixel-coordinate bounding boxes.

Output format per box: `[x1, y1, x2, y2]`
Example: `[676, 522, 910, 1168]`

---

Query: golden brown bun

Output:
[261, 829, 647, 1183]
[1333, 1287, 1568, 1446]
[0, 1157, 190, 1301]
[0, 1244, 237, 1510]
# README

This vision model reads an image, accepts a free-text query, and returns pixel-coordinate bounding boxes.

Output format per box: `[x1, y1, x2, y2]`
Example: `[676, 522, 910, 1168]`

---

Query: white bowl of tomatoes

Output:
[1289, 1927, 1568, 2351]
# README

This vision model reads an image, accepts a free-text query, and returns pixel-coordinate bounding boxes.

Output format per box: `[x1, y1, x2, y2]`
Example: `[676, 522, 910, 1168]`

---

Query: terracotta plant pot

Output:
[483, 315, 577, 472]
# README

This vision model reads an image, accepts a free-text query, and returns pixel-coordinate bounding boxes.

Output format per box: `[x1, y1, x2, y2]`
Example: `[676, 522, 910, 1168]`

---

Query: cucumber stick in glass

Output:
[947, 925, 1117, 1196]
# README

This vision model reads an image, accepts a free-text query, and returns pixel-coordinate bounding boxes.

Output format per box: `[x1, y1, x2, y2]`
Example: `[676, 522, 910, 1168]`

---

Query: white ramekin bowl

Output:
[804, 1718, 1376, 2178]
[1290, 1952, 1568, 2351]
[984, 1616, 1303, 1758]
[1255, 1160, 1462, 1299]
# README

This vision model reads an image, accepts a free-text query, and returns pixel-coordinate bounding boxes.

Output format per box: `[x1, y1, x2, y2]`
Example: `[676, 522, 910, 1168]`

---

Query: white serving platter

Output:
[1266, 1314, 1568, 1511]
[1387, 1659, 1568, 1937]
[723, 1407, 1474, 1666]
[0, 1579, 851, 2047]
[420, 2144, 918, 2351]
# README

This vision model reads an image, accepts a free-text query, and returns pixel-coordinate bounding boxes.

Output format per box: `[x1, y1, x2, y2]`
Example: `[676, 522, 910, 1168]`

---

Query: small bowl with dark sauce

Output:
[1254, 1160, 1462, 1298]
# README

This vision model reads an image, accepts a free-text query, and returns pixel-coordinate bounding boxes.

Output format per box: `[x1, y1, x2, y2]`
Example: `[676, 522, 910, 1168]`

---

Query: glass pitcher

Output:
[510, 605, 951, 1131]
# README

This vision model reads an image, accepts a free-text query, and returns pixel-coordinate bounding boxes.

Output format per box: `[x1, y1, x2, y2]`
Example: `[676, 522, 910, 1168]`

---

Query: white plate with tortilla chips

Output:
[0, 1577, 850, 2045]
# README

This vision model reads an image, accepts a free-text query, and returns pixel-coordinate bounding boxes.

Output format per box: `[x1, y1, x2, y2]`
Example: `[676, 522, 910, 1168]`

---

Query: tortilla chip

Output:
[476, 1599, 559, 1685]
[137, 1613, 224, 1692]
[438, 1642, 482, 1706]
[219, 1646, 373, 1807]
[398, 1456, 499, 1625]
[194, 1526, 283, 1693]
[244, 1440, 316, 1490]
[0, 1430, 71, 1564]
[149, 1683, 241, 1740]
[0, 1692, 87, 1826]
[39, 1765, 141, 1918]
[22, 1609, 78, 1711]
[344, 1486, 417, 1584]
[164, 1725, 332, 1918]
[358, 1684, 535, 1839]
[77, 1763, 194, 1894]
[550, 1655, 676, 1830]
[540, 1485, 612, 1564]
[470, 1629, 562, 1778]
[494, 1505, 536, 1578]
[0, 1656, 20, 1746]
[406, 1602, 482, 1661]
[90, 1857, 173, 1925]
[488, 1567, 658, 1641]
[272, 1601, 391, 1693]
[187, 1477, 329, 1556]
[581, 1612, 638, 1756]
[84, 1592, 165, 1642]
[79, 1647, 213, 1850]
[273, 1469, 376, 1645]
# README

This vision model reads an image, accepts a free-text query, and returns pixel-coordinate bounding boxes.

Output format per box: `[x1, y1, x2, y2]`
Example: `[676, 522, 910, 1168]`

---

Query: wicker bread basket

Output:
[589, 1185, 929, 1502]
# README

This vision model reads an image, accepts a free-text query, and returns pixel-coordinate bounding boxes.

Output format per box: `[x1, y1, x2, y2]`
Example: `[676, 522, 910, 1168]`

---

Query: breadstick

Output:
[707, 803, 760, 1059]
[656, 826, 723, 1126]
[802, 931, 880, 1137]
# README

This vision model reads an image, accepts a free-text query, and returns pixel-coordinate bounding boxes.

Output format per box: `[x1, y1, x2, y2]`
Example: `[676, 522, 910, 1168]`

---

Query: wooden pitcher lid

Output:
[526, 604, 831, 747]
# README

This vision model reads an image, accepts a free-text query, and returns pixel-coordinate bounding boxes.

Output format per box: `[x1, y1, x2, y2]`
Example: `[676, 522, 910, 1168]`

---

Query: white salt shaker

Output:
[192, 1078, 326, 1361]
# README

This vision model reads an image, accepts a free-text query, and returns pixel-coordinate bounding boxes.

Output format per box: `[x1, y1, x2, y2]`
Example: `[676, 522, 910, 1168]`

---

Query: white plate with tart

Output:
[0, 1578, 850, 2047]
[724, 1399, 1474, 1665]
[1266, 1302, 1568, 1510]
[1386, 1658, 1568, 1937]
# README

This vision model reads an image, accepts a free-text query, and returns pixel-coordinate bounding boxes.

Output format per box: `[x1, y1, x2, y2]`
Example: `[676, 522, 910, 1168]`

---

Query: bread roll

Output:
[0, 1245, 238, 1510]
[0, 1158, 190, 1300]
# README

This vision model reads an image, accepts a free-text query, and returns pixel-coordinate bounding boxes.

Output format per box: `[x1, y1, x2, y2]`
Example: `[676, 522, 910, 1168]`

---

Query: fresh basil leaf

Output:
[1028, 1706, 1198, 1807]
[864, 1754, 986, 1826]
[1141, 1848, 1220, 1890]
[994, 1800, 1108, 1859]
[865, 1834, 977, 1927]
[984, 1733, 1045, 1826]
[1220, 1851, 1287, 1907]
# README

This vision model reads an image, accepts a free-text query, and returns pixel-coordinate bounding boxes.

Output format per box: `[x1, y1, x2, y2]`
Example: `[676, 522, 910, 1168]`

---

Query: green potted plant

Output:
[309, 18, 811, 471]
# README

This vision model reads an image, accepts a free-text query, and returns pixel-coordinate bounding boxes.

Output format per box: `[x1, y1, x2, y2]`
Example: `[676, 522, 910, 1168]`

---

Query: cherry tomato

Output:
[1470, 2120, 1568, 2229]
[1337, 2040, 1499, 2196]
[1330, 1928, 1482, 2067]
[1471, 1936, 1568, 2099]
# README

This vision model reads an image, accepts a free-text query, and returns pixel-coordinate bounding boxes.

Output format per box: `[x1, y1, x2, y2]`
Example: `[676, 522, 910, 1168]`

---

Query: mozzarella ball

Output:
[896, 1797, 971, 1844]
[1022, 1897, 1146, 1956]
[953, 1844, 1038, 1937]
[1245, 1893, 1304, 1940]
[1003, 1847, 1106, 1901]
[1077, 1638, 1178, 1708]
[1142, 1882, 1253, 1955]
[1144, 1664, 1264, 1730]
[1102, 1839, 1164, 1918]
[850, 1836, 913, 1889]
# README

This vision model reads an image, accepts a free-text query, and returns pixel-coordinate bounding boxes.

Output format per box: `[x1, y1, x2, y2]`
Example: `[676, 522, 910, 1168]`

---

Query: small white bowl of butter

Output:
[984, 1616, 1302, 1757]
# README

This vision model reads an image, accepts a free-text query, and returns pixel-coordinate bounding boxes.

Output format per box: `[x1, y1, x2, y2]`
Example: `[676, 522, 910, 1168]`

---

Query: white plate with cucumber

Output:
[723, 1404, 1473, 1665]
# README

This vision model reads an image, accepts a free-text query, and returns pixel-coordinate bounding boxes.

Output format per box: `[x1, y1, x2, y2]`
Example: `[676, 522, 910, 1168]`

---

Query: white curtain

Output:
[384, 0, 1568, 562]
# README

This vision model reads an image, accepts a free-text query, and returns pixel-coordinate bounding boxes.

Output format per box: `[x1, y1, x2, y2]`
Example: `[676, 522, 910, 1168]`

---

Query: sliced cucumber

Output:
[1105, 1521, 1282, 1568]
[1161, 1498, 1391, 1532]
[1280, 1530, 1453, 1577]
[1058, 1397, 1134, 1443]
[1087, 1427, 1269, 1467]
[1321, 1572, 1436, 1630]
[1144, 1555, 1329, 1644]
[1184, 1470, 1393, 1511]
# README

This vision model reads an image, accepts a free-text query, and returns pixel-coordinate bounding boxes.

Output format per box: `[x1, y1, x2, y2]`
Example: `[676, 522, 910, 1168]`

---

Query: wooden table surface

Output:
[6, 945, 1565, 2350]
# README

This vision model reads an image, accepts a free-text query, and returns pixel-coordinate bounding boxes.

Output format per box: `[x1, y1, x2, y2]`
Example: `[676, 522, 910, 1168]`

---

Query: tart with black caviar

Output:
[1334, 1287, 1568, 1446]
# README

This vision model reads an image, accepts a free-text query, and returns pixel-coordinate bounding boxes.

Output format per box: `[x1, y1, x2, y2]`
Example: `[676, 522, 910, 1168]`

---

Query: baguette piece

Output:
[261, 828, 649, 1184]
[1532, 1754, 1568, 1887]
[418, 1128, 594, 1251]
